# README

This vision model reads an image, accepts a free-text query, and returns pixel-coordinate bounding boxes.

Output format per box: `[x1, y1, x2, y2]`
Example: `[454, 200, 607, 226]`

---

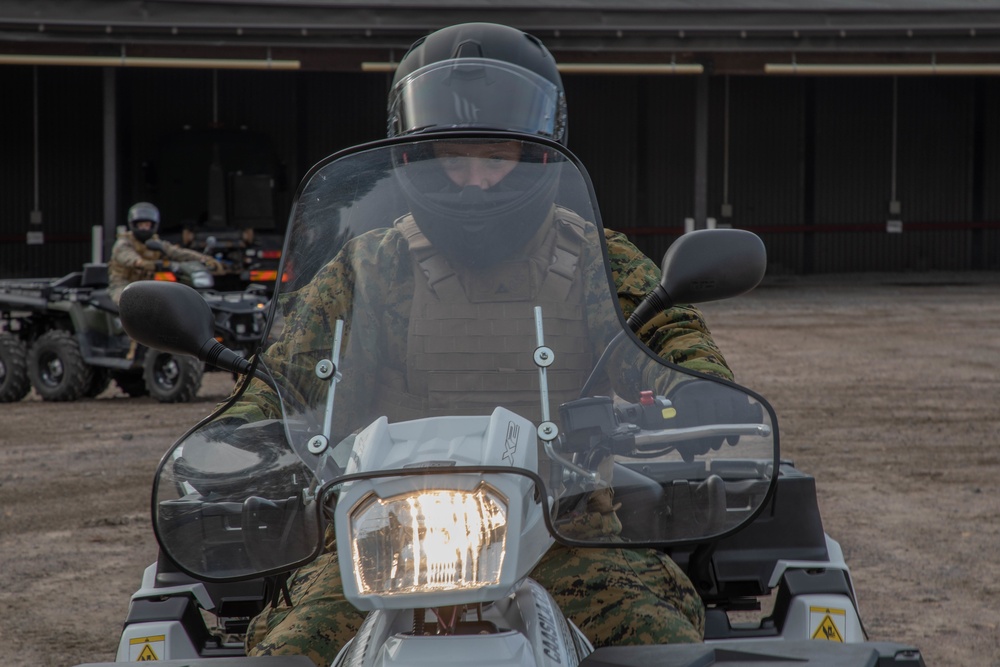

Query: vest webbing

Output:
[371, 208, 594, 422]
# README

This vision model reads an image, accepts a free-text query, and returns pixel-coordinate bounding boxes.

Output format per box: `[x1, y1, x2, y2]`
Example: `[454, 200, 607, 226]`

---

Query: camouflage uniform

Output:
[107, 232, 220, 303]
[231, 224, 731, 424]
[241, 221, 728, 665]
[246, 541, 703, 665]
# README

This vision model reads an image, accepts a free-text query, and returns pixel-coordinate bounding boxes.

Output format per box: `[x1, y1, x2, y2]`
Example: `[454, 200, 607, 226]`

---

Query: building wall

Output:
[719, 76, 807, 274]
[982, 80, 1000, 269]
[1, 67, 103, 278]
[0, 66, 998, 279]
[117, 68, 302, 235]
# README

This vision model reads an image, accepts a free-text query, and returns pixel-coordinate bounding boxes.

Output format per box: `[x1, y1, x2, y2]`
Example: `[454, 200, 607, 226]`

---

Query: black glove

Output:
[666, 380, 762, 462]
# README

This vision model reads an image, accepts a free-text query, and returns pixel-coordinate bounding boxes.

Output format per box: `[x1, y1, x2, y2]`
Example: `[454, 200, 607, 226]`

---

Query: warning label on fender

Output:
[129, 634, 165, 661]
[810, 606, 846, 641]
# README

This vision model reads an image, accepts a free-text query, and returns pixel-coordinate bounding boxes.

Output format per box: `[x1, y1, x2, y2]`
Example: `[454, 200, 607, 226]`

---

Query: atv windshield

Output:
[151, 133, 778, 582]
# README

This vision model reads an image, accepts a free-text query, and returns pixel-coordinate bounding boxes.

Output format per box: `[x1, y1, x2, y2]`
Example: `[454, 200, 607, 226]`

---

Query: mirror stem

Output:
[627, 285, 672, 333]
[199, 339, 253, 376]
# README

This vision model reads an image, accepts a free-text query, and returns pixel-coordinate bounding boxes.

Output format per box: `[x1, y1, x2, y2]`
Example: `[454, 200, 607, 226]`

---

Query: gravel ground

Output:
[1, 272, 998, 666]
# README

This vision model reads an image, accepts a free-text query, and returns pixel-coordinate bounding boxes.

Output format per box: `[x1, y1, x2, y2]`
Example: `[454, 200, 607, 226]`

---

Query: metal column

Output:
[693, 73, 709, 229]
[101, 67, 117, 262]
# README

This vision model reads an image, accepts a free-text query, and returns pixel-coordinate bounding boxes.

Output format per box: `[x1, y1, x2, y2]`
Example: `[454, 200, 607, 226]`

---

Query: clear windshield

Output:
[151, 133, 777, 582]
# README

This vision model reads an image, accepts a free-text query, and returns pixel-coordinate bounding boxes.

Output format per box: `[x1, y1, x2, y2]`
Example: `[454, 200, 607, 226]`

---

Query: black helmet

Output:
[388, 24, 566, 266]
[388, 22, 567, 144]
[127, 202, 160, 243]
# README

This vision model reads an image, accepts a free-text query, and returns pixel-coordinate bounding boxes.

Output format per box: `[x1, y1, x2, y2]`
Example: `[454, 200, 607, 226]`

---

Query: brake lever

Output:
[632, 423, 772, 451]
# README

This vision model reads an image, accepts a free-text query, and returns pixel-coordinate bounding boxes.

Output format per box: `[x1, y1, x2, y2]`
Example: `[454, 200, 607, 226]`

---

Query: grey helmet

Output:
[127, 202, 161, 243]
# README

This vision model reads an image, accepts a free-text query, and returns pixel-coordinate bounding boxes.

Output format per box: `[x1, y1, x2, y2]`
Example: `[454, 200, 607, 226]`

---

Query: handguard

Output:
[662, 380, 763, 461]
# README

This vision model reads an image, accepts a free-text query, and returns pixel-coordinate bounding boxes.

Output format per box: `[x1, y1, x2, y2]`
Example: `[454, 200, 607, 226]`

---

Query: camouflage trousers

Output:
[246, 544, 704, 667]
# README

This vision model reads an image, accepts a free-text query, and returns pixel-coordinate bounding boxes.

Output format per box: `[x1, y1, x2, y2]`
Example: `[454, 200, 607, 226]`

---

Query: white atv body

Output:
[85, 132, 921, 667]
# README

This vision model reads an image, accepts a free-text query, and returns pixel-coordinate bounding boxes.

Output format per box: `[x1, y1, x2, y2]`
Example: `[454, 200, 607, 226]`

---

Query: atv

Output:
[0, 260, 267, 403]
[78, 132, 924, 666]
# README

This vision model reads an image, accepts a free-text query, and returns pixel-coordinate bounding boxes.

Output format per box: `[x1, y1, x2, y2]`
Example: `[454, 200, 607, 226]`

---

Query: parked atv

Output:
[0, 260, 267, 403]
[161, 229, 285, 294]
[145, 241, 272, 369]
[85, 133, 924, 666]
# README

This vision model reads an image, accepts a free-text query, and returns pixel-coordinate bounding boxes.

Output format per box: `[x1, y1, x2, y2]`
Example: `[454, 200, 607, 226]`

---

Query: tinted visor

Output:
[388, 59, 566, 142]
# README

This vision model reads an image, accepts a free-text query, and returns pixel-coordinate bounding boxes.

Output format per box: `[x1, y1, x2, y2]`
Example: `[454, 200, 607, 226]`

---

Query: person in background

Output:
[108, 202, 223, 304]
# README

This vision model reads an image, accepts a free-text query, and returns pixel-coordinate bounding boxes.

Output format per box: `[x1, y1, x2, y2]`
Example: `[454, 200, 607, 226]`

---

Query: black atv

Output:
[0, 261, 267, 403]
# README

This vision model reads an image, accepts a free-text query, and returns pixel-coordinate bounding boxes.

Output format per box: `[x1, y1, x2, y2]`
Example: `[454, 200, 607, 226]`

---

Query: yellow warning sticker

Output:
[809, 606, 846, 642]
[129, 634, 165, 661]
[136, 644, 158, 661]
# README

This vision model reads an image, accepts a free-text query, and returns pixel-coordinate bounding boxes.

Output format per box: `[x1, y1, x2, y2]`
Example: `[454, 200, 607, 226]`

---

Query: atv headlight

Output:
[349, 486, 507, 596]
[192, 273, 214, 289]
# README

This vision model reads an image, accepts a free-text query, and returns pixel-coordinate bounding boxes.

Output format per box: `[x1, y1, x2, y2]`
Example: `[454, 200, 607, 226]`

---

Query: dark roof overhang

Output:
[2, 1, 1000, 74]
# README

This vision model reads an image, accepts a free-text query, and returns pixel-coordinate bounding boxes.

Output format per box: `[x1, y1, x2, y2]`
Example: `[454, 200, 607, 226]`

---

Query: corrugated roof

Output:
[2, 0, 999, 71]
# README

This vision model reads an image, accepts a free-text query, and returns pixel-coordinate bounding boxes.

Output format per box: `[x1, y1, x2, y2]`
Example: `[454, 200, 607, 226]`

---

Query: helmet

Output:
[387, 23, 567, 266]
[127, 202, 160, 243]
[388, 22, 567, 144]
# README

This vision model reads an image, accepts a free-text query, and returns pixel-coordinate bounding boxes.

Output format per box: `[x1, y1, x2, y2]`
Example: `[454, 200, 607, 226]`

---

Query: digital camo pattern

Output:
[246, 546, 366, 667]
[246, 542, 702, 665]
[225, 225, 732, 424]
[532, 544, 705, 646]
[238, 222, 728, 663]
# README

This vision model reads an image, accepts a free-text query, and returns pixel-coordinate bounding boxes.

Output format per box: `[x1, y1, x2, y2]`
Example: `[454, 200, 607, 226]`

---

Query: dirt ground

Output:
[2, 272, 999, 666]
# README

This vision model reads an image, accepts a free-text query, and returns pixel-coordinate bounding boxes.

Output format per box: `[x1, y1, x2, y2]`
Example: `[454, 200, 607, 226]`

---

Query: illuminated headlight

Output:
[349, 486, 508, 596]
[193, 274, 214, 289]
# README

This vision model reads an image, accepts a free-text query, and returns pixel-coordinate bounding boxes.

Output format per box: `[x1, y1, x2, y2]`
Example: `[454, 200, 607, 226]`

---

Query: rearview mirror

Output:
[628, 229, 766, 332]
[119, 280, 252, 375]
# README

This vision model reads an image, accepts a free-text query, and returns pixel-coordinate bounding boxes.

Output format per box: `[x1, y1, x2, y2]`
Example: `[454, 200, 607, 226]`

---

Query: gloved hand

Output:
[665, 380, 762, 462]
[556, 486, 623, 541]
[203, 256, 225, 274]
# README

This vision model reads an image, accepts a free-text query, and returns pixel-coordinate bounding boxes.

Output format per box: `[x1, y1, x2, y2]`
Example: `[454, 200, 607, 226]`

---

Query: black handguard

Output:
[663, 379, 762, 462]
[171, 418, 299, 499]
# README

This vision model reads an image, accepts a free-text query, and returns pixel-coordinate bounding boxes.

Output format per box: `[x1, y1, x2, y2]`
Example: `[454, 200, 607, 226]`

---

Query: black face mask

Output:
[132, 227, 155, 243]
[402, 159, 560, 267]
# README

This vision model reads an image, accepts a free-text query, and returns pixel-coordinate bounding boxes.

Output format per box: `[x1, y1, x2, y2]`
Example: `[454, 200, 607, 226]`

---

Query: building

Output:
[2, 0, 1000, 276]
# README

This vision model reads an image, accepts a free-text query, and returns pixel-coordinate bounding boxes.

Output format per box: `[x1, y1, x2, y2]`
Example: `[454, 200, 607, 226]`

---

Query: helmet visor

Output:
[388, 59, 566, 143]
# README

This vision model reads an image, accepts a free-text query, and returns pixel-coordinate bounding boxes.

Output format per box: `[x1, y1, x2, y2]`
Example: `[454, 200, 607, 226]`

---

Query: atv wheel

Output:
[0, 333, 31, 402]
[143, 351, 203, 403]
[84, 368, 112, 398]
[27, 330, 94, 402]
[113, 371, 149, 397]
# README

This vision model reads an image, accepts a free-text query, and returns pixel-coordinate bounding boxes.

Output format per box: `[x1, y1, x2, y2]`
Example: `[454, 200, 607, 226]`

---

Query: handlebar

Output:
[632, 423, 772, 450]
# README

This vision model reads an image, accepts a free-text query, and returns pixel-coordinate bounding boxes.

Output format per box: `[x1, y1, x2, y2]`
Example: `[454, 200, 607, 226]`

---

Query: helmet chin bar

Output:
[399, 145, 561, 267]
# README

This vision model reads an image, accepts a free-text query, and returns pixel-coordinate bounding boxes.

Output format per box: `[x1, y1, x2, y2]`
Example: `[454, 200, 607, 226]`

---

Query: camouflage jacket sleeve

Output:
[110, 236, 156, 271]
[604, 229, 733, 382]
[221, 229, 402, 425]
[160, 239, 215, 264]
[222, 226, 731, 425]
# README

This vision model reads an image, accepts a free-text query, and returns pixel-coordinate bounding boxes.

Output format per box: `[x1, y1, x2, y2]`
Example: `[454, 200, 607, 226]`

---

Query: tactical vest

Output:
[109, 233, 163, 286]
[370, 207, 595, 423]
